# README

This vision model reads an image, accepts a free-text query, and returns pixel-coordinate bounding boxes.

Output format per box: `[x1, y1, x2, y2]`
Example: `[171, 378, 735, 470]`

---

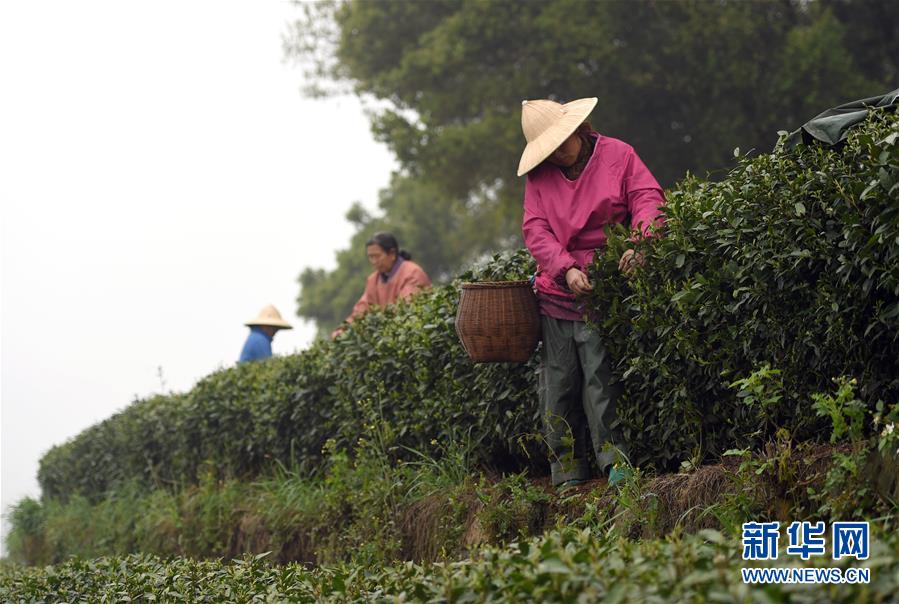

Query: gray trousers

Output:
[538, 315, 627, 486]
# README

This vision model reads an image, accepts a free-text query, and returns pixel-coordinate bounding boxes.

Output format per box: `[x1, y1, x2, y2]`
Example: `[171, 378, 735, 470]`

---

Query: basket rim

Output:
[460, 280, 533, 289]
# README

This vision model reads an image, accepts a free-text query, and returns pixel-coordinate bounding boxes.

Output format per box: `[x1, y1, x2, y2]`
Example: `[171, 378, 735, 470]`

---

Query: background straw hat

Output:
[245, 304, 293, 329]
[517, 97, 598, 176]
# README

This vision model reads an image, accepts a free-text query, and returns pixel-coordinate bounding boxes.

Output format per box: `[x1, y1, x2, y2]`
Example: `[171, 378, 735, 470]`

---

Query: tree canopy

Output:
[286, 0, 897, 334]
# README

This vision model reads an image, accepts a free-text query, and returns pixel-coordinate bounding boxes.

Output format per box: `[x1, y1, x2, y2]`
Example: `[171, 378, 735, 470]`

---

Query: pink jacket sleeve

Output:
[623, 149, 666, 239]
[332, 283, 371, 337]
[345, 275, 375, 324]
[349, 293, 370, 321]
[522, 179, 579, 282]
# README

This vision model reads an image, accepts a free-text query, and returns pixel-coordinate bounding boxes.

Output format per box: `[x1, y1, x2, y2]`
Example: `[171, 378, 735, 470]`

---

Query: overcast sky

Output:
[0, 1, 397, 554]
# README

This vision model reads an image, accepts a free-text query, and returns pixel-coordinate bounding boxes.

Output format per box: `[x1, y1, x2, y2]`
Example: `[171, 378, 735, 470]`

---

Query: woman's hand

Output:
[565, 267, 592, 295]
[618, 249, 644, 276]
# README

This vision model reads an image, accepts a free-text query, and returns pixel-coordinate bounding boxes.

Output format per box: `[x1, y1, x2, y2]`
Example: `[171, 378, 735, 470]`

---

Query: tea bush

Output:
[37, 111, 897, 501]
[38, 250, 541, 501]
[38, 352, 337, 500]
[585, 111, 898, 469]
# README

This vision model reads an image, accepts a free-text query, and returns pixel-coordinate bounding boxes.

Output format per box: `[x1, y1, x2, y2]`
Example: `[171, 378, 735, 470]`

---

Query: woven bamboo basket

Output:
[455, 280, 541, 363]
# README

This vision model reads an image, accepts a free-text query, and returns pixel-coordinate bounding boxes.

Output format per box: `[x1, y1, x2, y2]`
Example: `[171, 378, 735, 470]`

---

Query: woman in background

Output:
[332, 232, 432, 338]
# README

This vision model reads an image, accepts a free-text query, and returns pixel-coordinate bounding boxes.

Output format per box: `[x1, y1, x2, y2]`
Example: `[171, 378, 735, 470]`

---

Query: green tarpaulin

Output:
[784, 88, 899, 148]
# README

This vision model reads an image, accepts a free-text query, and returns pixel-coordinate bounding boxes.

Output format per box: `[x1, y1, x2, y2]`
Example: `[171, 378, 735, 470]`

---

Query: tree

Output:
[287, 0, 893, 334]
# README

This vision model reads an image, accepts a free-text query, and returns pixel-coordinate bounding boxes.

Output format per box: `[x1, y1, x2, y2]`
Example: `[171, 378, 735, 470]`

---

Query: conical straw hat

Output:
[517, 97, 598, 177]
[245, 304, 293, 329]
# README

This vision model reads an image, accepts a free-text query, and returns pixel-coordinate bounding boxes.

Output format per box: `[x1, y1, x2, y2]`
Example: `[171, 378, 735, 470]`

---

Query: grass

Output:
[8, 421, 898, 570]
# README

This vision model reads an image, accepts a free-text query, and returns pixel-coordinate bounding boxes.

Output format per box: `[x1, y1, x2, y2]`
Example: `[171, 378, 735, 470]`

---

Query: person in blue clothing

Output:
[239, 304, 292, 363]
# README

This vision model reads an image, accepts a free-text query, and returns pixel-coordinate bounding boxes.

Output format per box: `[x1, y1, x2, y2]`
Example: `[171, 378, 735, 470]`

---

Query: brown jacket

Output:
[346, 259, 431, 324]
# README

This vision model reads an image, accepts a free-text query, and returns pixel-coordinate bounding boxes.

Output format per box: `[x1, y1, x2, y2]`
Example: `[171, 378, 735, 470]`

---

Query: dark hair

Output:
[576, 120, 595, 137]
[555, 120, 597, 180]
[366, 232, 411, 260]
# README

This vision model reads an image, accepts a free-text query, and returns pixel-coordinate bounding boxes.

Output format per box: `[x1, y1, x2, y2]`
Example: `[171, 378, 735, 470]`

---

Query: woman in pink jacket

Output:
[332, 232, 432, 338]
[518, 97, 666, 490]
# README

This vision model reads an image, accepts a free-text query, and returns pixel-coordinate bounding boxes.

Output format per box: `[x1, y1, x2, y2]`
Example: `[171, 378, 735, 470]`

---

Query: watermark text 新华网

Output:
[741, 521, 870, 585]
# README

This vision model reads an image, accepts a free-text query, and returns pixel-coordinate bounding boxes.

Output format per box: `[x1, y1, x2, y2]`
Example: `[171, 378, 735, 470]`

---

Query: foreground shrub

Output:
[3, 528, 898, 602]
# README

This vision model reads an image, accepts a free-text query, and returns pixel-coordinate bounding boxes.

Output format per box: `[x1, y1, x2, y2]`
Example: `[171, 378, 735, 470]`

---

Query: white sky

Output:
[0, 1, 396, 554]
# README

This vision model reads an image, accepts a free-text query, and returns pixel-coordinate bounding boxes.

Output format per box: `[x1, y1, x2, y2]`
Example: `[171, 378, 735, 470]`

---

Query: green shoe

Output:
[608, 465, 632, 487]
[556, 478, 586, 494]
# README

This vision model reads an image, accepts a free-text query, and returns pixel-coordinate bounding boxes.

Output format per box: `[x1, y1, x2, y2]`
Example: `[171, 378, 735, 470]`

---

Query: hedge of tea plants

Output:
[38, 250, 542, 501]
[586, 111, 898, 468]
[37, 110, 897, 501]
